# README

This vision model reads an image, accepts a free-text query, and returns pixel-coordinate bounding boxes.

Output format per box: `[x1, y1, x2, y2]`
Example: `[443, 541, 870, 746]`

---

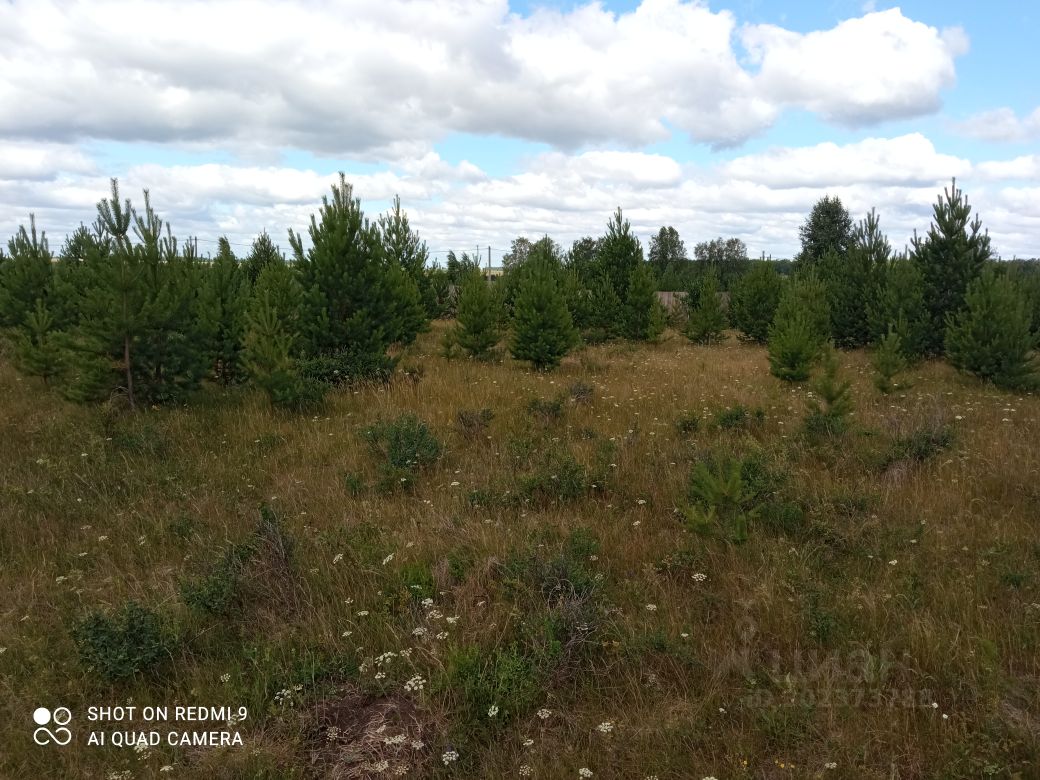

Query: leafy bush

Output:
[526, 395, 564, 423]
[72, 601, 172, 681]
[568, 380, 594, 404]
[716, 404, 764, 430]
[675, 411, 701, 436]
[456, 408, 494, 439]
[298, 349, 395, 387]
[363, 414, 442, 471]
[518, 447, 589, 505]
[180, 542, 252, 616]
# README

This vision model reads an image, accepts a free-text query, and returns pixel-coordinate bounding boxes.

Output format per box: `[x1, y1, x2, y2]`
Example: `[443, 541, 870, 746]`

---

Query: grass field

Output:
[2, 323, 1039, 779]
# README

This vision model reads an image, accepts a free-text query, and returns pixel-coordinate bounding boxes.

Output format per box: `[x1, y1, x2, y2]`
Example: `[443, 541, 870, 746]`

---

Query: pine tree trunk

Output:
[124, 334, 136, 410]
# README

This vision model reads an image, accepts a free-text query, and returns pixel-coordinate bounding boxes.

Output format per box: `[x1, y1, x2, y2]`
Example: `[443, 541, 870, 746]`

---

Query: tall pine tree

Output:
[911, 178, 992, 356]
[198, 237, 250, 385]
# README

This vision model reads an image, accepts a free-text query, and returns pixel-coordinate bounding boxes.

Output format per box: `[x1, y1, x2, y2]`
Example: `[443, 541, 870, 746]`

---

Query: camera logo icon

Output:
[33, 707, 72, 746]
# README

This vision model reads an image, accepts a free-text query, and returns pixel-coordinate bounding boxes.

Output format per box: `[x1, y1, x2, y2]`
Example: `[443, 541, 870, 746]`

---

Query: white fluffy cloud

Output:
[2, 136, 1036, 259]
[952, 107, 1040, 143]
[0, 0, 966, 152]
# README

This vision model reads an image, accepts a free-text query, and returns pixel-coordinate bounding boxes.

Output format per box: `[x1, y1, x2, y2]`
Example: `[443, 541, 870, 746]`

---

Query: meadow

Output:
[2, 322, 1039, 779]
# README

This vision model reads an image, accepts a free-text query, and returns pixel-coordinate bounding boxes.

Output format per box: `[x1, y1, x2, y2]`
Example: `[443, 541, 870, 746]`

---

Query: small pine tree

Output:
[805, 345, 854, 435]
[243, 296, 322, 410]
[768, 310, 818, 382]
[451, 272, 500, 359]
[623, 262, 665, 341]
[685, 268, 727, 344]
[583, 271, 623, 342]
[729, 262, 782, 344]
[945, 269, 1038, 390]
[15, 299, 63, 385]
[510, 258, 578, 370]
[768, 276, 828, 382]
[872, 327, 908, 394]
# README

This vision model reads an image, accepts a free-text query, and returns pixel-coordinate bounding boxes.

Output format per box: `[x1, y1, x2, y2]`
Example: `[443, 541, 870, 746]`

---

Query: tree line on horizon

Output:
[0, 174, 1038, 411]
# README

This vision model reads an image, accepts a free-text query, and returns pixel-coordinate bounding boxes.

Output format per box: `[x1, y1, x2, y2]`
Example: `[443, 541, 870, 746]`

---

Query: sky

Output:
[0, 0, 1037, 263]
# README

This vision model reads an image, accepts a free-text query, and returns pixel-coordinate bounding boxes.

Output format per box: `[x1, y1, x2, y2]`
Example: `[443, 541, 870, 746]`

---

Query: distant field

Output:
[2, 323, 1039, 779]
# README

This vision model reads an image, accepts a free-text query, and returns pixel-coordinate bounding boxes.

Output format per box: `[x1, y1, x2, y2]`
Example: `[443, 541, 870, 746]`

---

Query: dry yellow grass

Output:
[1, 323, 1038, 779]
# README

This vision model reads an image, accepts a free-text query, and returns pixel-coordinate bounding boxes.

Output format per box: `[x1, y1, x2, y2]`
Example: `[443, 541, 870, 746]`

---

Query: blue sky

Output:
[0, 0, 1037, 259]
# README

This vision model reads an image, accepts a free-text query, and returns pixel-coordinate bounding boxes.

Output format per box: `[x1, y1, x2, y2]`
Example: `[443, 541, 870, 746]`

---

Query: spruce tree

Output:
[872, 327, 908, 394]
[945, 269, 1038, 390]
[510, 257, 578, 370]
[198, 237, 250, 385]
[729, 262, 782, 344]
[450, 271, 500, 359]
[821, 209, 889, 349]
[623, 261, 665, 341]
[685, 268, 727, 344]
[911, 178, 992, 355]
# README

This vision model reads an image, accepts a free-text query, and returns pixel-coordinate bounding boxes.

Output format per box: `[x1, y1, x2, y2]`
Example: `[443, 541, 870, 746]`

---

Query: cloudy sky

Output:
[1, 0, 1037, 262]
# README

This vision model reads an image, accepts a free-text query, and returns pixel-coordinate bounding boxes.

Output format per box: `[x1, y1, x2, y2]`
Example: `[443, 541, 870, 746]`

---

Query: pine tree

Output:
[15, 299, 63, 385]
[243, 231, 284, 284]
[510, 257, 578, 370]
[198, 237, 250, 385]
[623, 261, 665, 341]
[768, 275, 829, 381]
[598, 208, 643, 302]
[450, 271, 500, 359]
[798, 195, 853, 266]
[911, 178, 992, 356]
[68, 180, 207, 407]
[945, 269, 1038, 390]
[729, 262, 782, 344]
[0, 214, 53, 329]
[243, 295, 322, 410]
[379, 194, 436, 322]
[872, 327, 908, 394]
[868, 255, 928, 360]
[583, 270, 623, 343]
[805, 345, 854, 435]
[291, 174, 418, 380]
[685, 268, 727, 344]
